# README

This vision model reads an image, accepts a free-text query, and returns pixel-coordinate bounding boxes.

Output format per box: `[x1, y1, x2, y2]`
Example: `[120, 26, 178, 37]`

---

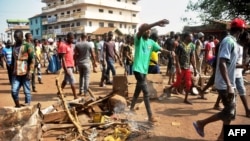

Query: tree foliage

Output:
[185, 0, 250, 23]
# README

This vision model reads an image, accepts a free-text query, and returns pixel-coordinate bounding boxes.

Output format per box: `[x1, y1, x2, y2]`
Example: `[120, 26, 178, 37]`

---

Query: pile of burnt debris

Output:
[0, 89, 152, 141]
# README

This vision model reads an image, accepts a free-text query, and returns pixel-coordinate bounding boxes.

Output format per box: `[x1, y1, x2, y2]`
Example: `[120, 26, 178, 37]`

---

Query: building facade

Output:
[5, 19, 30, 43]
[41, 0, 141, 40]
[29, 14, 45, 40]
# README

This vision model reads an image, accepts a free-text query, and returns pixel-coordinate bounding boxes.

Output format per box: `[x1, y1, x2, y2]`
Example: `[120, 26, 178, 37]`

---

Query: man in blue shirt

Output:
[2, 40, 13, 84]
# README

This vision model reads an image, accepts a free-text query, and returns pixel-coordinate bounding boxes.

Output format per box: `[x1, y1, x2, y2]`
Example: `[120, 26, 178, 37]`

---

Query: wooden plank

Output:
[112, 74, 128, 96]
[43, 110, 70, 123]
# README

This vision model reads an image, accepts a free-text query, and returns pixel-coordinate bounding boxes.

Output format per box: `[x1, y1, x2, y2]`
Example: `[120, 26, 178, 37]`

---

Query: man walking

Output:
[103, 31, 122, 84]
[193, 18, 246, 140]
[129, 19, 173, 123]
[11, 30, 34, 107]
[2, 40, 13, 84]
[160, 32, 197, 104]
[74, 33, 97, 96]
[58, 32, 77, 99]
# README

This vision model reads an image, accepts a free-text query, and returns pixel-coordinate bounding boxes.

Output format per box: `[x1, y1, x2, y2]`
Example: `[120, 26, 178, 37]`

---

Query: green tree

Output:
[184, 0, 250, 23]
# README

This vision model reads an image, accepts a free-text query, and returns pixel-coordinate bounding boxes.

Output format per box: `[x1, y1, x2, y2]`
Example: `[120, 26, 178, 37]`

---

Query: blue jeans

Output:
[130, 71, 152, 118]
[125, 64, 133, 75]
[235, 77, 246, 96]
[11, 75, 31, 104]
[106, 58, 116, 79]
[148, 65, 160, 74]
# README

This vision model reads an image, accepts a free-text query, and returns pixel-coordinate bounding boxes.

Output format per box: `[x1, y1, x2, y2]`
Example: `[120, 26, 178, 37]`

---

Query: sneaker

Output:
[148, 116, 158, 122]
[99, 82, 106, 87]
[158, 94, 167, 101]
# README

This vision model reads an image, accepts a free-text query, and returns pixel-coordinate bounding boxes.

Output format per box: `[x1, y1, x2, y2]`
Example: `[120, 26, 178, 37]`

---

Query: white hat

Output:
[48, 38, 54, 42]
[197, 32, 204, 38]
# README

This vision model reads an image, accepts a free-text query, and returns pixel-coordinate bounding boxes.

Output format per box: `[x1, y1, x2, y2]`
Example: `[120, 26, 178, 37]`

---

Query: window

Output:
[30, 21, 32, 25]
[77, 9, 81, 12]
[119, 12, 122, 15]
[35, 19, 38, 24]
[67, 11, 70, 14]
[36, 29, 39, 35]
[108, 10, 113, 14]
[71, 23, 75, 27]
[54, 26, 59, 29]
[61, 25, 65, 28]
[76, 22, 80, 26]
[99, 9, 104, 13]
[120, 23, 122, 28]
[99, 22, 104, 27]
[108, 23, 114, 27]
[132, 24, 136, 29]
[132, 2, 136, 5]
[73, 10, 76, 13]
[31, 30, 33, 35]
[54, 14, 57, 17]
[132, 14, 136, 17]
[117, 0, 121, 2]
[124, 24, 127, 29]
[125, 0, 127, 3]
[89, 21, 92, 27]
[61, 12, 64, 15]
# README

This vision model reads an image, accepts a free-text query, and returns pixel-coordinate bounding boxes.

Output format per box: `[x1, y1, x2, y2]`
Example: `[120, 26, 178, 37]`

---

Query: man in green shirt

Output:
[130, 19, 174, 123]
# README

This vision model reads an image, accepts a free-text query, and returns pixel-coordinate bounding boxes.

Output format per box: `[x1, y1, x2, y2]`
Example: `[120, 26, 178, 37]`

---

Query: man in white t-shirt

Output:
[88, 35, 97, 73]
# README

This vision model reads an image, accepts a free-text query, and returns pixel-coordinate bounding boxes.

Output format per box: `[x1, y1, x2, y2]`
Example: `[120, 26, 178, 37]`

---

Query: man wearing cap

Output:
[129, 19, 174, 123]
[193, 18, 246, 140]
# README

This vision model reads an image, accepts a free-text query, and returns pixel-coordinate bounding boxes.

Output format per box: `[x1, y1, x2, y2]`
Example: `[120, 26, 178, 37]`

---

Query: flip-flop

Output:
[193, 121, 204, 137]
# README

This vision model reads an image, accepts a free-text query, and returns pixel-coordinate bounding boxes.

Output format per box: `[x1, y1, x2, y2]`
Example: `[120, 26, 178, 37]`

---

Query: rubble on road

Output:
[0, 70, 154, 141]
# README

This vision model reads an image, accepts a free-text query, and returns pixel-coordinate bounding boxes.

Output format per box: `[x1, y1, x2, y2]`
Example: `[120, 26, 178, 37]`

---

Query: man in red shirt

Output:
[58, 32, 77, 99]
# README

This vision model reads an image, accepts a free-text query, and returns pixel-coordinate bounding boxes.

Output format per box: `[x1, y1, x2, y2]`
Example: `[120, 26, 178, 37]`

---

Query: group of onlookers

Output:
[0, 17, 249, 141]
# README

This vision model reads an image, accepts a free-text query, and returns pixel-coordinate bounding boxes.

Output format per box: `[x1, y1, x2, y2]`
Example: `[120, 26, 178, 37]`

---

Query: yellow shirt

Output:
[149, 51, 158, 66]
[36, 46, 42, 61]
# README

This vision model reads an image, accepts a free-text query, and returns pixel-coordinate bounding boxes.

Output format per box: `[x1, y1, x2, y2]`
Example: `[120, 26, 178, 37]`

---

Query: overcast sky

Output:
[0, 0, 199, 40]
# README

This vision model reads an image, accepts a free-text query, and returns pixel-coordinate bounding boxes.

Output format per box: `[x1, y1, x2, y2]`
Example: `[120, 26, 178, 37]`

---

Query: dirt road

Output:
[0, 64, 249, 141]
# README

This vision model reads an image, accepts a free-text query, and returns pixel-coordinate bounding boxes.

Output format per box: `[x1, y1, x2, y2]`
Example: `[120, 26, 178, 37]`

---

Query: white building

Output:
[41, 0, 141, 39]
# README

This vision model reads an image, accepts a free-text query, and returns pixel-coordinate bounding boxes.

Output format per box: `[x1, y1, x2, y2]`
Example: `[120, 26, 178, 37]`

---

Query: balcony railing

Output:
[66, 0, 74, 4]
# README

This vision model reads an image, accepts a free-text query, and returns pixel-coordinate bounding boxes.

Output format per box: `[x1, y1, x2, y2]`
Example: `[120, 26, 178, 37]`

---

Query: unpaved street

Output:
[0, 64, 249, 141]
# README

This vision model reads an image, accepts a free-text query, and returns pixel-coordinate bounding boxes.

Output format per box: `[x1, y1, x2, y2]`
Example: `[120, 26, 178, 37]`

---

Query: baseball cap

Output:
[231, 18, 246, 29]
[48, 38, 54, 42]
[197, 32, 204, 38]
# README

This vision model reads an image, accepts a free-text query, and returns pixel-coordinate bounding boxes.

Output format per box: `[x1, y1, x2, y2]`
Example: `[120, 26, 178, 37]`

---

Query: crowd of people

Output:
[0, 17, 249, 141]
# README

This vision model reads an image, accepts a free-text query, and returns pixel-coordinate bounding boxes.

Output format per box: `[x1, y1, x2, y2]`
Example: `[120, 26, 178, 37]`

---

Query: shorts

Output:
[235, 77, 246, 96]
[217, 89, 236, 121]
[170, 66, 176, 74]
[207, 56, 216, 66]
[63, 67, 75, 84]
